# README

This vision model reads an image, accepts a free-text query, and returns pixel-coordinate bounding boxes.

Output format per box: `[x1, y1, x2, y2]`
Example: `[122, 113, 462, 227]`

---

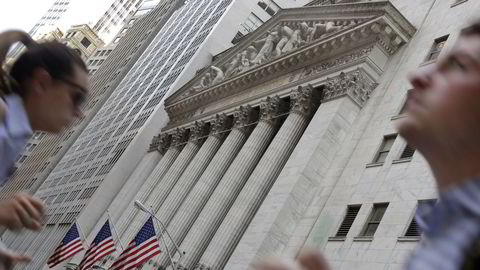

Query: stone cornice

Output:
[164, 2, 414, 121]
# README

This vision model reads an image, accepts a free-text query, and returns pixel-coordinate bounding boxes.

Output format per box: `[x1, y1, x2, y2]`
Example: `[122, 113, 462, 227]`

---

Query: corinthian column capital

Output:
[233, 105, 255, 131]
[189, 121, 210, 144]
[210, 114, 232, 139]
[290, 84, 319, 117]
[171, 128, 188, 148]
[260, 96, 286, 126]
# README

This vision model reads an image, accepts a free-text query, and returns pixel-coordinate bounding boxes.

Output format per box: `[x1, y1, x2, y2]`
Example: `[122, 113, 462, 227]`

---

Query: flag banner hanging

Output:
[78, 220, 116, 270]
[110, 217, 161, 270]
[47, 223, 85, 268]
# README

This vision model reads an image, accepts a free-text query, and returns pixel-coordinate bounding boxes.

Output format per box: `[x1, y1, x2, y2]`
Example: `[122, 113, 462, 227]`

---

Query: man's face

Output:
[398, 35, 480, 150]
[38, 65, 88, 133]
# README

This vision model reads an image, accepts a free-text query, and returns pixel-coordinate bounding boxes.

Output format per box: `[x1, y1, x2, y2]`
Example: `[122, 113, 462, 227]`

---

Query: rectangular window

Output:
[399, 144, 415, 159]
[360, 203, 389, 237]
[65, 190, 80, 201]
[373, 135, 397, 164]
[257, 0, 280, 16]
[335, 205, 361, 237]
[404, 199, 436, 237]
[425, 35, 449, 62]
[81, 37, 92, 48]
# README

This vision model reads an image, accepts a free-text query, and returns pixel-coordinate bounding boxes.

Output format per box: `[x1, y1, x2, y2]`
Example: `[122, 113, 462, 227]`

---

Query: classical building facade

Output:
[79, 0, 478, 270]
[2, 1, 311, 269]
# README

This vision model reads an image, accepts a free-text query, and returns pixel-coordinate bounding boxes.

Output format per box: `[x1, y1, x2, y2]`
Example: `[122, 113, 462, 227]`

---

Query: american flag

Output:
[110, 217, 161, 270]
[47, 223, 84, 268]
[78, 220, 116, 270]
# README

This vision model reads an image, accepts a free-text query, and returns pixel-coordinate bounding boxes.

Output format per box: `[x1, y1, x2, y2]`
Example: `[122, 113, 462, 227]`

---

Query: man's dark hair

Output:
[461, 21, 480, 37]
[8, 41, 87, 97]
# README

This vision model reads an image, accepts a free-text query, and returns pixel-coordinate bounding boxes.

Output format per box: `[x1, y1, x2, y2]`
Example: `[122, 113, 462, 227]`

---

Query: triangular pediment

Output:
[165, 1, 415, 116]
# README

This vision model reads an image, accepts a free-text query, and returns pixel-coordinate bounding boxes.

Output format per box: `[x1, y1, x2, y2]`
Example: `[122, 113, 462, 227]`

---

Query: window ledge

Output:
[391, 114, 407, 120]
[392, 158, 412, 164]
[451, 0, 468, 7]
[353, 236, 373, 242]
[366, 162, 384, 168]
[328, 236, 346, 242]
[419, 59, 437, 67]
[397, 236, 420, 242]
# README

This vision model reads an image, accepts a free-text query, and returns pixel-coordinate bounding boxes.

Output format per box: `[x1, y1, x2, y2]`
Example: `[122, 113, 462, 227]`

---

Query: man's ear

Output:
[31, 68, 51, 95]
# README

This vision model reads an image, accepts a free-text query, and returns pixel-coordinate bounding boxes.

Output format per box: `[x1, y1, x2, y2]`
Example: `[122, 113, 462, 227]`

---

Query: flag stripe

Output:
[123, 245, 161, 270]
[47, 244, 84, 268]
[111, 239, 159, 269]
[47, 223, 85, 269]
[47, 239, 82, 261]
[111, 217, 161, 270]
[47, 241, 83, 263]
[78, 220, 117, 270]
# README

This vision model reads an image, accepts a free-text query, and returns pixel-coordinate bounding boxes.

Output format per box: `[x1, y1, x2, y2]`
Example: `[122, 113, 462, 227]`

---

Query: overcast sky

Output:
[0, 0, 114, 34]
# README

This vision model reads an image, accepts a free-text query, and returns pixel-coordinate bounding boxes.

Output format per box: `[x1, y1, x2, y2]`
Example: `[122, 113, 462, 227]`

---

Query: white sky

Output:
[0, 0, 115, 34]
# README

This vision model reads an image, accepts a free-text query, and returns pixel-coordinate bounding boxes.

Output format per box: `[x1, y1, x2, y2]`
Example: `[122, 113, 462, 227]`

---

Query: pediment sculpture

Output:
[186, 20, 349, 96]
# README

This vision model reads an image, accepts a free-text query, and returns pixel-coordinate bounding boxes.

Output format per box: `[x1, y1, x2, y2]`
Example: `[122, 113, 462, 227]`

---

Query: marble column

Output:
[155, 107, 255, 268]
[153, 114, 232, 229]
[122, 122, 209, 242]
[197, 86, 319, 270]
[116, 132, 185, 238]
[175, 97, 286, 270]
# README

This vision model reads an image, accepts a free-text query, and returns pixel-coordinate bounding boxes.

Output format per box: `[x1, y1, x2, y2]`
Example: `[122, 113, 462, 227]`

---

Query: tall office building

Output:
[6, 0, 72, 60]
[0, 2, 184, 267]
[28, 0, 72, 40]
[52, 0, 480, 269]
[86, 0, 162, 73]
[91, 0, 145, 44]
[3, 0, 310, 269]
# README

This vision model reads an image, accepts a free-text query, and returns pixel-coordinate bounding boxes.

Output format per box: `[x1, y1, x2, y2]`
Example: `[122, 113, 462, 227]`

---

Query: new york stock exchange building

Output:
[72, 1, 480, 269]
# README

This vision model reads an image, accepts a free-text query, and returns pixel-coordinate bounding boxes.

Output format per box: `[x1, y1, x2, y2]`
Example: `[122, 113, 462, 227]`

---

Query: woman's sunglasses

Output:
[56, 78, 87, 108]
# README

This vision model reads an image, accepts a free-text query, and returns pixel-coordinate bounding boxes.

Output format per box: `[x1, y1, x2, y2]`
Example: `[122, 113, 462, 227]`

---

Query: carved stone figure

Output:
[282, 28, 302, 53]
[237, 46, 258, 73]
[252, 31, 279, 66]
[210, 66, 225, 85]
[192, 72, 212, 92]
[311, 21, 343, 40]
[299, 22, 315, 44]
[273, 25, 294, 57]
[224, 53, 242, 78]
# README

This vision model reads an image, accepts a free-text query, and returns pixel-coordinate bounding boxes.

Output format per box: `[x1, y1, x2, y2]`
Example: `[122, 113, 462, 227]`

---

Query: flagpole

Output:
[133, 201, 184, 257]
[152, 215, 177, 269]
[107, 209, 125, 251]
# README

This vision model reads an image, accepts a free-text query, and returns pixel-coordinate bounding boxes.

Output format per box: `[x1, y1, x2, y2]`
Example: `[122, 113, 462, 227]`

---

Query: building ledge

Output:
[353, 236, 373, 242]
[451, 0, 468, 8]
[328, 236, 346, 242]
[419, 59, 436, 67]
[366, 162, 383, 168]
[397, 236, 420, 242]
[392, 158, 412, 164]
[391, 114, 407, 120]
